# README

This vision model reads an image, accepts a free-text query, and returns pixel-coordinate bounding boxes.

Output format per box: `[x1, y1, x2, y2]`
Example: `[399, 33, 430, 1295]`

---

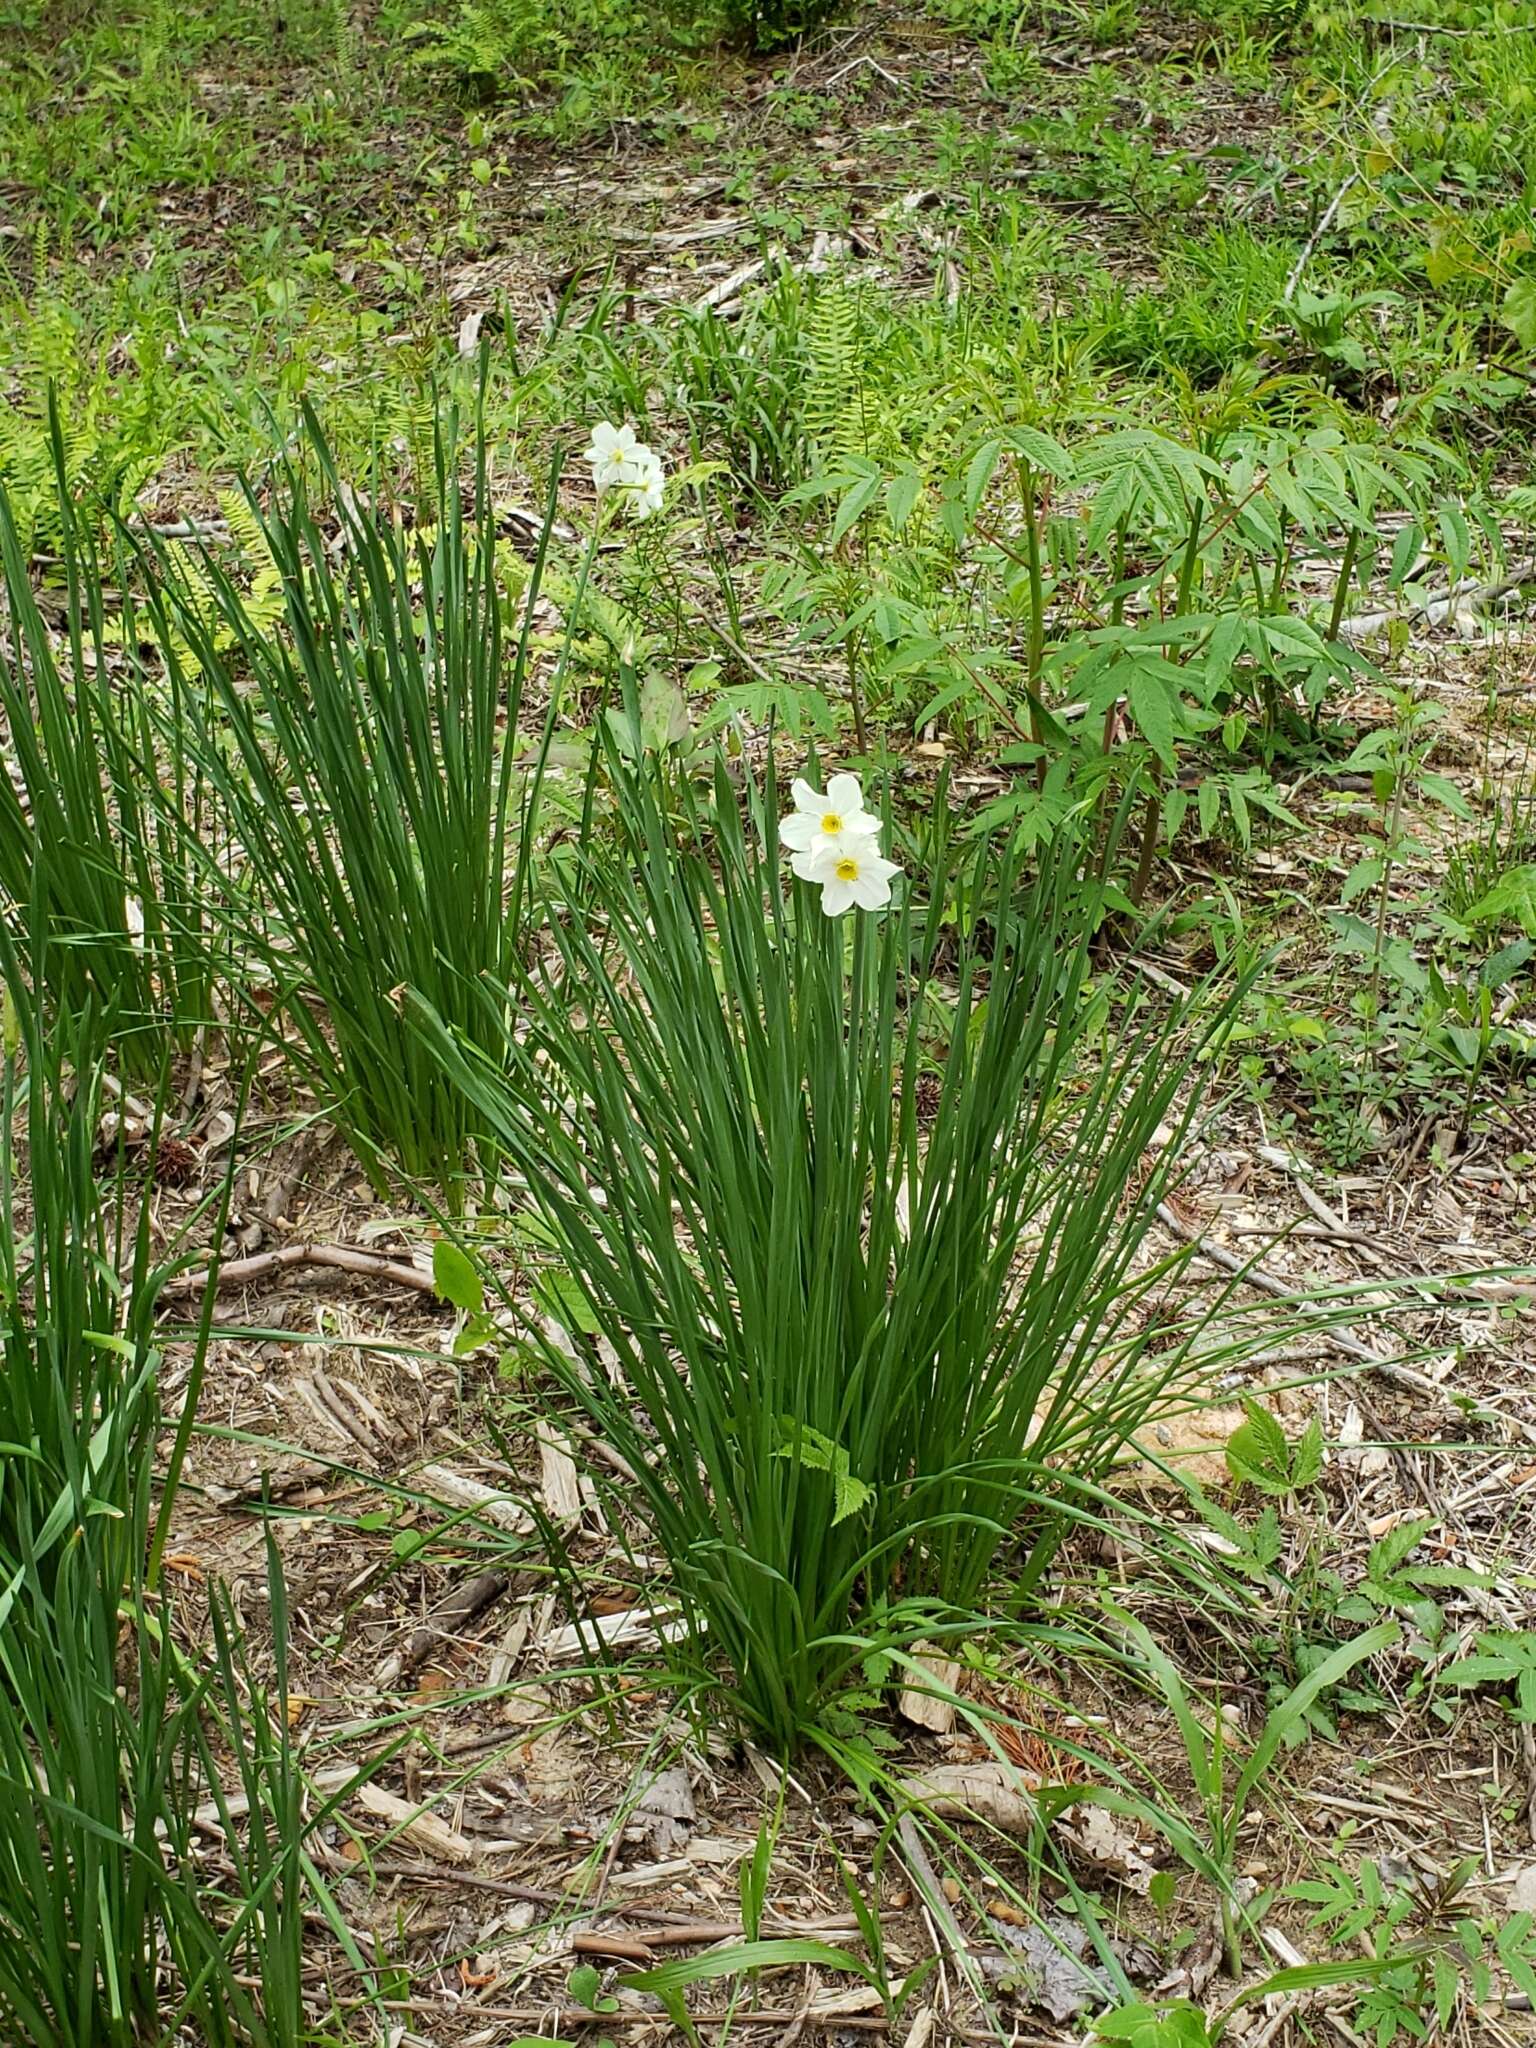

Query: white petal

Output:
[849, 870, 893, 910]
[779, 814, 819, 851]
[826, 772, 864, 815]
[789, 847, 822, 880]
[820, 877, 856, 916]
[790, 777, 824, 815]
[832, 817, 884, 850]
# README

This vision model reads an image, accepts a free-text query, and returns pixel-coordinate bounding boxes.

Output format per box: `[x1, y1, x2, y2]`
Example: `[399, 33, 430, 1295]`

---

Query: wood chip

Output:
[417, 1463, 532, 1534]
[358, 1783, 476, 1865]
[536, 1425, 589, 1524]
[540, 1606, 686, 1661]
[897, 1646, 962, 1734]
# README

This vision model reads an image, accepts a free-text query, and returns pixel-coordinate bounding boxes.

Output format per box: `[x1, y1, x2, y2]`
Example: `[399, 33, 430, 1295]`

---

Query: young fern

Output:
[107, 494, 285, 675]
[802, 284, 866, 465]
[0, 336, 164, 556]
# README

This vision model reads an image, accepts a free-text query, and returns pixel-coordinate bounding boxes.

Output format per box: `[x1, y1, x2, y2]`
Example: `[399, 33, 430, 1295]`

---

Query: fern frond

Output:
[803, 284, 864, 464]
[216, 487, 272, 563]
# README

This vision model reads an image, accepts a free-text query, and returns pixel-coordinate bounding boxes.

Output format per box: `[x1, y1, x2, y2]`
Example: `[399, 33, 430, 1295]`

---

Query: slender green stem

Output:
[1020, 458, 1048, 784]
[1327, 526, 1361, 646]
[1220, 1892, 1244, 1979]
[846, 632, 869, 755]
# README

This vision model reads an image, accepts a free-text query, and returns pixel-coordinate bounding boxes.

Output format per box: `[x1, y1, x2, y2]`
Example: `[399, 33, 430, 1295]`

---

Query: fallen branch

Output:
[1153, 1202, 1532, 1421]
[378, 1566, 512, 1687]
[572, 1915, 869, 1961]
[1337, 555, 1536, 642]
[1156, 1200, 1392, 1365]
[571, 1930, 658, 1963]
[1284, 173, 1359, 303]
[162, 1240, 438, 1299]
[372, 2000, 893, 2033]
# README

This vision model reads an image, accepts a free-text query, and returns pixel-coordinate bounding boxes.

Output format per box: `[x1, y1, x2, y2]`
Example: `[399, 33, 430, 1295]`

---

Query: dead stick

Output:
[357, 1866, 874, 1938]
[1154, 1203, 1509, 1413]
[162, 1241, 438, 1299]
[574, 1918, 869, 1959]
[259, 1125, 328, 1227]
[1338, 554, 1536, 641]
[383, 1568, 511, 1685]
[895, 1812, 970, 1963]
[1156, 1201, 1388, 1364]
[1249, 1995, 1305, 2048]
[371, 2000, 890, 2031]
[1284, 173, 1359, 302]
[571, 1931, 657, 1963]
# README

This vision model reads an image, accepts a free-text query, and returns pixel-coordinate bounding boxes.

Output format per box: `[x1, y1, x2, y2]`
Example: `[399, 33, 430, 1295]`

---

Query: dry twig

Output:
[162, 1240, 438, 1299]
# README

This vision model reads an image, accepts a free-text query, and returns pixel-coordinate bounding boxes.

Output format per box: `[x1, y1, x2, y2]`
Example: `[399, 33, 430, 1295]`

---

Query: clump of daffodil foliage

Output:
[422, 740, 1238, 1755]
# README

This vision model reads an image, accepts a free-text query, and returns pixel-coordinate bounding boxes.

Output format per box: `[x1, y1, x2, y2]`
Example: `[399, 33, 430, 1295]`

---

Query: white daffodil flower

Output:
[583, 420, 642, 488]
[628, 446, 665, 521]
[584, 422, 666, 520]
[804, 838, 901, 917]
[125, 896, 145, 952]
[779, 773, 880, 864]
